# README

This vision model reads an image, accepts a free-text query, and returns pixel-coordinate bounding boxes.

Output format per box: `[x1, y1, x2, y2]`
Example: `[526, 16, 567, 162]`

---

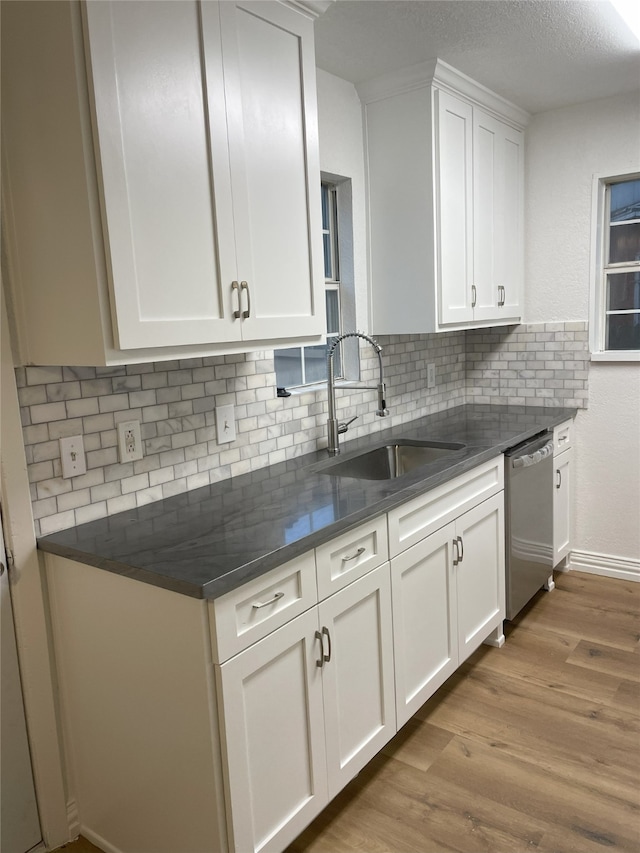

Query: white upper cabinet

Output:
[358, 59, 529, 335]
[2, 0, 324, 365]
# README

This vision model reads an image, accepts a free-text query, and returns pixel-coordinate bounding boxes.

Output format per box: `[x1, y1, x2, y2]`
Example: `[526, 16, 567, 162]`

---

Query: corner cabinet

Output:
[1, 0, 324, 366]
[358, 59, 528, 335]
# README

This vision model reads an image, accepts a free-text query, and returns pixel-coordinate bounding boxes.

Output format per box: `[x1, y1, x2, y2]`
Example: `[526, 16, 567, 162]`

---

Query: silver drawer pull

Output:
[252, 591, 284, 610]
[232, 281, 241, 319]
[241, 280, 251, 319]
[342, 547, 366, 562]
[315, 630, 324, 667]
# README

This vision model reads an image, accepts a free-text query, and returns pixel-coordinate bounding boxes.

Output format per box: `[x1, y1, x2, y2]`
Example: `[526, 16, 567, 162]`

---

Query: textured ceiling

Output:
[313, 0, 640, 114]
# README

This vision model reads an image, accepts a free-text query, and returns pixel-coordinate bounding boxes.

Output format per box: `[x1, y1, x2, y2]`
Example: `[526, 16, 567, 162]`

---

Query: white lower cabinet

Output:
[44, 457, 507, 853]
[552, 418, 574, 566]
[216, 564, 395, 853]
[391, 492, 505, 728]
[454, 493, 505, 660]
[216, 608, 328, 853]
[391, 524, 458, 727]
[319, 565, 395, 798]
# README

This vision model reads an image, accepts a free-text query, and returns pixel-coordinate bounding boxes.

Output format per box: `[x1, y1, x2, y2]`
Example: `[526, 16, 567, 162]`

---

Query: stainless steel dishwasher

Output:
[504, 431, 555, 619]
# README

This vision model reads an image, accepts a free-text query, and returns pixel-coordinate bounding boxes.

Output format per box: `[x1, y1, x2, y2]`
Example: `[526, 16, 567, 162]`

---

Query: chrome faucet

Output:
[327, 331, 389, 455]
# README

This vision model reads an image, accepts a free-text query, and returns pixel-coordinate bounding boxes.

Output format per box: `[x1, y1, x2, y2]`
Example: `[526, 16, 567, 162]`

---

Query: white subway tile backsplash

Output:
[17, 322, 589, 536]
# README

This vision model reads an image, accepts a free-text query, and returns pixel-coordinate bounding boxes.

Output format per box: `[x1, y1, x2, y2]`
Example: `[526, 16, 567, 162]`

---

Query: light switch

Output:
[60, 435, 87, 479]
[216, 405, 236, 444]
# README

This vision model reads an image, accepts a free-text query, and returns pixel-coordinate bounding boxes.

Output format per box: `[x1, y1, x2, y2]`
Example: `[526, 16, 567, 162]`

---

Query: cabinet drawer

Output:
[316, 516, 389, 600]
[209, 551, 317, 663]
[553, 419, 573, 455]
[388, 456, 504, 557]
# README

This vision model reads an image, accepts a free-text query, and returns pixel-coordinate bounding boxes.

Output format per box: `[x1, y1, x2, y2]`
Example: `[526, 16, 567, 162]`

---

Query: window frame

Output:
[274, 175, 359, 390]
[590, 171, 640, 362]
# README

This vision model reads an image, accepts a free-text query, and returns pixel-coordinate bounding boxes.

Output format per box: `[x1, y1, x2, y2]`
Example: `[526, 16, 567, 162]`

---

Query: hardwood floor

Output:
[54, 571, 639, 853]
[286, 570, 639, 853]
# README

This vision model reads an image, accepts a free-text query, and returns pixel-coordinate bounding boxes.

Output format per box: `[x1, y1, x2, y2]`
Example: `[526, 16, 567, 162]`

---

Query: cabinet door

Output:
[391, 523, 458, 728]
[436, 89, 474, 326]
[473, 112, 523, 323]
[472, 110, 500, 321]
[553, 448, 573, 566]
[218, 1, 324, 342]
[217, 609, 328, 853]
[318, 565, 396, 799]
[85, 1, 240, 349]
[455, 493, 505, 662]
[495, 123, 524, 319]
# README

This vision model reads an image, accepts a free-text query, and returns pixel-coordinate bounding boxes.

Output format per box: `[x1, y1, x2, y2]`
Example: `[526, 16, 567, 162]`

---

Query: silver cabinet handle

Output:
[241, 281, 250, 319]
[315, 630, 324, 667]
[471, 285, 477, 308]
[232, 281, 241, 319]
[498, 285, 506, 307]
[457, 535, 464, 563]
[342, 546, 365, 562]
[556, 469, 562, 490]
[558, 435, 568, 444]
[452, 538, 460, 566]
[252, 591, 284, 610]
[322, 626, 331, 663]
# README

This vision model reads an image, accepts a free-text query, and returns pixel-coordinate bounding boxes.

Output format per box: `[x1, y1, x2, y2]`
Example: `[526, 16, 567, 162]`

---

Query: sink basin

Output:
[320, 439, 466, 481]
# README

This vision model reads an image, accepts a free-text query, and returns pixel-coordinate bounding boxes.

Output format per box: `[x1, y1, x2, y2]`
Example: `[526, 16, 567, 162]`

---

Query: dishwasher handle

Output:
[511, 439, 554, 469]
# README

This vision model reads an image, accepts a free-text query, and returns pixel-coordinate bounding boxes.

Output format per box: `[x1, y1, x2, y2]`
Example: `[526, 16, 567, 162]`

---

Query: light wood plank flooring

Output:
[54, 570, 640, 853]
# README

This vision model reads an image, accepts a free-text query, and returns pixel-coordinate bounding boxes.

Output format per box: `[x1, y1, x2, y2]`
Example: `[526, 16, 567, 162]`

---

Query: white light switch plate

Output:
[216, 405, 236, 444]
[60, 435, 87, 479]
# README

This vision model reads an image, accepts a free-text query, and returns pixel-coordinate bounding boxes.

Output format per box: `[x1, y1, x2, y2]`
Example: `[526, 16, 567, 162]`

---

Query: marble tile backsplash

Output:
[17, 322, 588, 536]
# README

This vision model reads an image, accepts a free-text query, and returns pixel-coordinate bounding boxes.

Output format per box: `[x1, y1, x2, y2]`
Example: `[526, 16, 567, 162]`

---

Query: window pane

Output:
[607, 271, 640, 311]
[609, 221, 640, 264]
[326, 290, 340, 335]
[321, 183, 330, 230]
[323, 232, 333, 279]
[304, 344, 329, 384]
[610, 179, 640, 222]
[605, 314, 640, 350]
[274, 348, 303, 388]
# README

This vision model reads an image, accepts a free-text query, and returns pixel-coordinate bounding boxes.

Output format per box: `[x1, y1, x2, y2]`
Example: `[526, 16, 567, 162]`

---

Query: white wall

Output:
[526, 91, 640, 568]
[316, 69, 369, 328]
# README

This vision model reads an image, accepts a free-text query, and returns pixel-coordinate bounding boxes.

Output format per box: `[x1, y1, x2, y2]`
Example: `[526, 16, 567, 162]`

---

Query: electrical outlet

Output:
[117, 419, 143, 463]
[60, 435, 87, 479]
[216, 404, 236, 444]
[427, 363, 436, 389]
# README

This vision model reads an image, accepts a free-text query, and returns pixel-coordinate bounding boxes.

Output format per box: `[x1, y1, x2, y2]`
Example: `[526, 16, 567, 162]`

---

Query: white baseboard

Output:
[81, 825, 124, 853]
[567, 549, 640, 582]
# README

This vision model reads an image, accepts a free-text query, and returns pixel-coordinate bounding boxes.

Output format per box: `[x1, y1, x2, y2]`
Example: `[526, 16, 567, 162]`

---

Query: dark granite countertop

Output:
[37, 404, 576, 599]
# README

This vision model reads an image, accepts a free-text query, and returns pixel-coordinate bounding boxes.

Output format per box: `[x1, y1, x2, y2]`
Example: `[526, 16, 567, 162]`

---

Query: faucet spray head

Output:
[376, 383, 389, 417]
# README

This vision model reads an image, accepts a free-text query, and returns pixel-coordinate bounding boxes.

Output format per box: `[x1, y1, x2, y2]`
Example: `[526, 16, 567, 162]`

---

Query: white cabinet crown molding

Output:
[282, 0, 334, 18]
[357, 57, 530, 130]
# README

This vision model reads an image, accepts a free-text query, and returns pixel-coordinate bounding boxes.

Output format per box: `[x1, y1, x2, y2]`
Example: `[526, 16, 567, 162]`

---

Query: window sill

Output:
[590, 350, 640, 362]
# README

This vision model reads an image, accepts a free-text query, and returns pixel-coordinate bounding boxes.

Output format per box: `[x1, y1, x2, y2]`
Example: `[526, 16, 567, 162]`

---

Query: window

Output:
[591, 174, 640, 359]
[275, 179, 355, 389]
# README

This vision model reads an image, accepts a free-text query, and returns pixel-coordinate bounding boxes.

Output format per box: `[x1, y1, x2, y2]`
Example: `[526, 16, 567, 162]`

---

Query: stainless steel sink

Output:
[320, 439, 466, 481]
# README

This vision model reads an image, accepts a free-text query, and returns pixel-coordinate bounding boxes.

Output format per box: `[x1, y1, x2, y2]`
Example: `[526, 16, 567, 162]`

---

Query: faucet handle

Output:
[338, 415, 358, 435]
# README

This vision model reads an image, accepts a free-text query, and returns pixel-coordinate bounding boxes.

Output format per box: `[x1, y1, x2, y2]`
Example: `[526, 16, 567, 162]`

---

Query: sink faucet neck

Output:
[327, 331, 389, 456]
